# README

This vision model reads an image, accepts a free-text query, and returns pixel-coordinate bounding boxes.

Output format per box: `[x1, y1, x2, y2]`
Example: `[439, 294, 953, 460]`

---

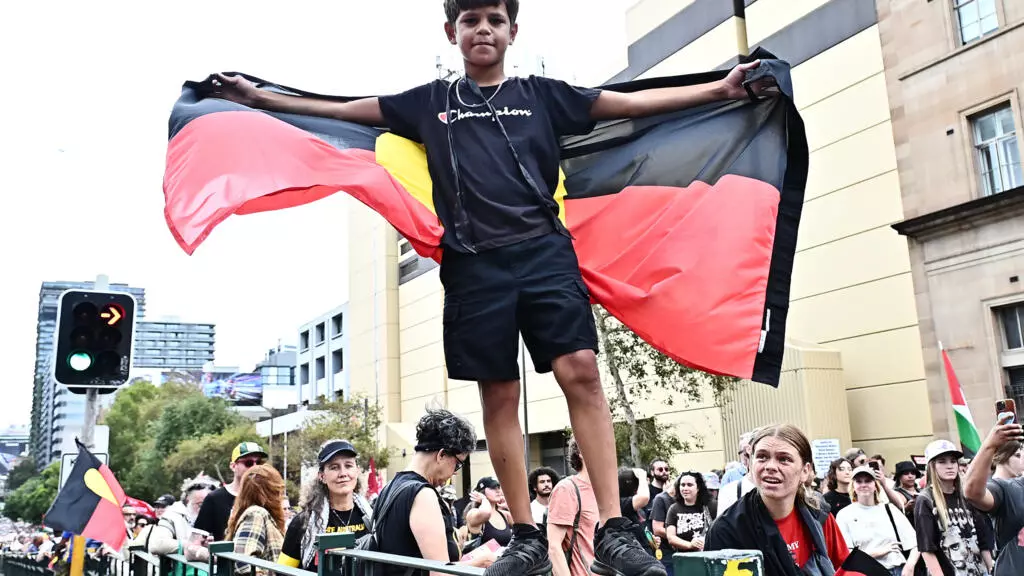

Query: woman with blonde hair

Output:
[835, 466, 919, 576]
[914, 440, 994, 576]
[706, 424, 849, 575]
[227, 465, 287, 576]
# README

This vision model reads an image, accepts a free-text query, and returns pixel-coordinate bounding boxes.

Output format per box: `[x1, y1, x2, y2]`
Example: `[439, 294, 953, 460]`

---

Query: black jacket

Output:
[705, 489, 836, 576]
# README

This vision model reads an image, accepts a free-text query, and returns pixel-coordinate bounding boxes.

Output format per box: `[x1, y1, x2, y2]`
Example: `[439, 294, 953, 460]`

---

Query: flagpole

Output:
[70, 275, 108, 576]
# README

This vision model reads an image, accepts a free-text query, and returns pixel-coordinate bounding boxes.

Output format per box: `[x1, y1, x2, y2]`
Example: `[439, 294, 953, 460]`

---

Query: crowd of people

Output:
[3, 409, 1024, 576]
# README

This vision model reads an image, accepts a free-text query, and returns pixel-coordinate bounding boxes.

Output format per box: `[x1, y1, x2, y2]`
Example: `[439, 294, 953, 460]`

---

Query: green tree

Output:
[3, 463, 59, 523]
[6, 457, 37, 492]
[593, 305, 737, 467]
[290, 395, 392, 475]
[164, 424, 259, 487]
[127, 395, 247, 501]
[613, 418, 700, 471]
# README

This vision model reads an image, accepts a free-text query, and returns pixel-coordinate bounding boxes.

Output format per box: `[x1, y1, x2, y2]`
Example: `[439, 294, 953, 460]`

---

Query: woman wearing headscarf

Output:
[278, 439, 373, 571]
[706, 424, 849, 576]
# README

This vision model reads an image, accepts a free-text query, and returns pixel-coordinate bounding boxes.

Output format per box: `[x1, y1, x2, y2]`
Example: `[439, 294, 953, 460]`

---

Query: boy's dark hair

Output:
[618, 467, 639, 498]
[528, 466, 561, 493]
[567, 436, 584, 472]
[444, 0, 519, 25]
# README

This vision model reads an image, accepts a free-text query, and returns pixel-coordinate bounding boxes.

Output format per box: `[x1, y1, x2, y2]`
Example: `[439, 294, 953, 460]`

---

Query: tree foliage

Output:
[613, 418, 701, 470]
[593, 305, 737, 467]
[103, 377, 248, 501]
[165, 424, 259, 487]
[290, 395, 391, 471]
[6, 457, 37, 493]
[100, 380, 389, 505]
[3, 463, 59, 523]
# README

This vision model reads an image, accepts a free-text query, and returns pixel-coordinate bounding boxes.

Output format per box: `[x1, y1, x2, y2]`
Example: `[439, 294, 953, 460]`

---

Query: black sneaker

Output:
[484, 524, 552, 576]
[592, 518, 667, 576]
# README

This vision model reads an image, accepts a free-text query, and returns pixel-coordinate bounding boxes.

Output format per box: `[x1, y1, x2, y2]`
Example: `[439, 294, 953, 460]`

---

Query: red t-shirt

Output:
[775, 510, 849, 569]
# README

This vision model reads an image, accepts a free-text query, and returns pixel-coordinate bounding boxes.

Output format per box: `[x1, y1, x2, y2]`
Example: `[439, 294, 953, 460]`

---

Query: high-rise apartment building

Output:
[133, 319, 216, 370]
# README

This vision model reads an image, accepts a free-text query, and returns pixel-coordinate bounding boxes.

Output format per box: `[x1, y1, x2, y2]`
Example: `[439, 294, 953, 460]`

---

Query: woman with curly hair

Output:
[375, 408, 494, 574]
[823, 458, 854, 517]
[665, 471, 715, 553]
[226, 465, 286, 576]
[278, 440, 372, 571]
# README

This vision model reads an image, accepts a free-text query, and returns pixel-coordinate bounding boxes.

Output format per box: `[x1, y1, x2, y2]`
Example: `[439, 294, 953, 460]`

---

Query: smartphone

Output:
[868, 461, 879, 471]
[996, 399, 1017, 423]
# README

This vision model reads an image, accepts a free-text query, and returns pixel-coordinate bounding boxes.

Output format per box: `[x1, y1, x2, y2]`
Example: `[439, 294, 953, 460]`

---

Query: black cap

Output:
[318, 440, 358, 466]
[894, 461, 921, 478]
[475, 477, 500, 492]
[154, 494, 175, 508]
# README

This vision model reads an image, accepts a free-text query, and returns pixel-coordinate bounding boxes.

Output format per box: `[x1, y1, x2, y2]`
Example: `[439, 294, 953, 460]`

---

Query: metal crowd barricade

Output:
[0, 554, 52, 576]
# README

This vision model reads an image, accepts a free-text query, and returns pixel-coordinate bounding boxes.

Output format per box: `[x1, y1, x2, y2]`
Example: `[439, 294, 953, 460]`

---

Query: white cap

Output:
[851, 465, 876, 480]
[925, 439, 963, 464]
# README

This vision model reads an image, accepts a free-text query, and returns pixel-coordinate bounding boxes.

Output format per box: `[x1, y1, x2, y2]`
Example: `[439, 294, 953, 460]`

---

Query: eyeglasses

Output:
[446, 451, 467, 473]
[236, 458, 266, 468]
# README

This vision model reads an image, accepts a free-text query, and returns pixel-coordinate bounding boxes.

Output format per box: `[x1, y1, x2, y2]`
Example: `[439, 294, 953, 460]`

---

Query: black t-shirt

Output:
[281, 507, 369, 570]
[914, 487, 995, 576]
[193, 486, 235, 541]
[376, 471, 458, 576]
[985, 478, 1024, 576]
[665, 502, 711, 544]
[378, 76, 600, 253]
[650, 492, 675, 559]
[620, 497, 651, 551]
[823, 490, 852, 517]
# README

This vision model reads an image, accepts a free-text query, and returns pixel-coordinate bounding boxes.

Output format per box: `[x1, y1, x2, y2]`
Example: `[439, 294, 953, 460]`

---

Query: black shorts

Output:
[440, 232, 599, 382]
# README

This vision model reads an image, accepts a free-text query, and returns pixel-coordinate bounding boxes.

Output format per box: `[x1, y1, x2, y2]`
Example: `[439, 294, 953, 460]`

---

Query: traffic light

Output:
[53, 289, 137, 392]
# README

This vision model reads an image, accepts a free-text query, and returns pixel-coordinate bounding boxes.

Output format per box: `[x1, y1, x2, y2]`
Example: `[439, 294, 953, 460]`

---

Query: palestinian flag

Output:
[835, 549, 890, 576]
[44, 440, 127, 551]
[940, 342, 982, 457]
[163, 48, 807, 386]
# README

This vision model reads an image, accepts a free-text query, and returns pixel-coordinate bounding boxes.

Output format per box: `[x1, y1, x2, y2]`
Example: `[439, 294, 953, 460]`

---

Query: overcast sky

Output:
[0, 1, 632, 428]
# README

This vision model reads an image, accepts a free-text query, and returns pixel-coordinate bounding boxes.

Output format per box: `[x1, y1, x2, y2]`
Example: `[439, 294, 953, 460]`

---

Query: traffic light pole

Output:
[70, 275, 109, 576]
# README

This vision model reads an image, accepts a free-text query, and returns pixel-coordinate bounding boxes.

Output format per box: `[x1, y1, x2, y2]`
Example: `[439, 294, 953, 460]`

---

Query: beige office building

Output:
[346, 0, 939, 481]
[883, 0, 1024, 439]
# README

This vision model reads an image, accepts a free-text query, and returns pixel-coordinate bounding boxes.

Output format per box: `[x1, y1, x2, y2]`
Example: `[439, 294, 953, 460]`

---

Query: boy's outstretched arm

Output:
[211, 73, 385, 127]
[591, 60, 766, 121]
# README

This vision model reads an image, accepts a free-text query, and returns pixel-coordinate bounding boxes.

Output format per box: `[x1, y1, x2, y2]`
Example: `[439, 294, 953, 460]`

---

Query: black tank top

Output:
[480, 511, 512, 546]
[376, 471, 459, 576]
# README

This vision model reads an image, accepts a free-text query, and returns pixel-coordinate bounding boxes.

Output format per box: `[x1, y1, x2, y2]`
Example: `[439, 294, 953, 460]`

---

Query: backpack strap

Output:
[565, 479, 582, 568]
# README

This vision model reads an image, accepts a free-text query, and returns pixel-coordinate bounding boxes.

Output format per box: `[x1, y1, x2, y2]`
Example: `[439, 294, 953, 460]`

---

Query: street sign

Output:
[59, 452, 108, 492]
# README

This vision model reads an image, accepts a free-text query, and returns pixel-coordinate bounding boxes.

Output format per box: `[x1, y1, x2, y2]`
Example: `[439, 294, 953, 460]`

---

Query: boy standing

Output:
[212, 2, 769, 575]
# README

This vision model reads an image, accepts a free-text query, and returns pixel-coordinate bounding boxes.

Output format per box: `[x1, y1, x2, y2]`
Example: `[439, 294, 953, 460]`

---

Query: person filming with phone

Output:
[963, 403, 1024, 576]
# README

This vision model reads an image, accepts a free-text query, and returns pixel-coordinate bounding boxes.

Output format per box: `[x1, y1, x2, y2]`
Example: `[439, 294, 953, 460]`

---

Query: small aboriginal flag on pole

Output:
[45, 439, 128, 551]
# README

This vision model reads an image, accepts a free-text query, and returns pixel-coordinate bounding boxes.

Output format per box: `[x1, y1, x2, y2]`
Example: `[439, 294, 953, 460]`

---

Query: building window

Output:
[999, 303, 1024, 418]
[315, 323, 326, 345]
[331, 313, 343, 339]
[1002, 304, 1024, 350]
[954, 0, 998, 44]
[332, 350, 343, 374]
[315, 357, 326, 380]
[972, 105, 1021, 196]
[300, 330, 310, 351]
[300, 363, 309, 385]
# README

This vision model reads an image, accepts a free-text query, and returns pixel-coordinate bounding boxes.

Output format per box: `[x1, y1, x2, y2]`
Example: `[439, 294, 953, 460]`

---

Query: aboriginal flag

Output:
[835, 549, 891, 576]
[163, 48, 807, 386]
[45, 440, 127, 551]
